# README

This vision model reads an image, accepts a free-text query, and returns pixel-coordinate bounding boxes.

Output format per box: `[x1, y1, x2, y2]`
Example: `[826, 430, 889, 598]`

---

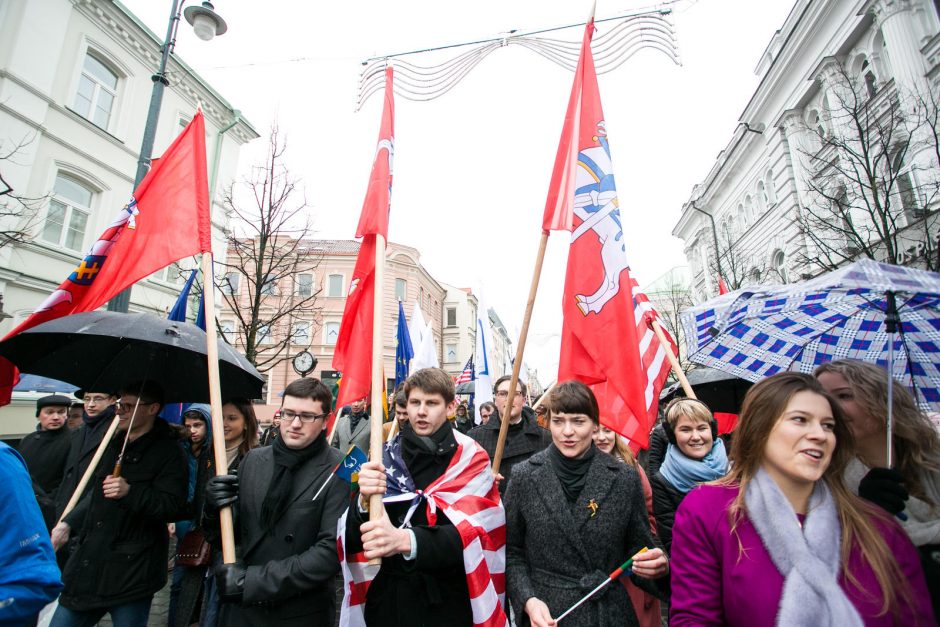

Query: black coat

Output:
[211, 440, 349, 627]
[17, 425, 71, 528]
[649, 472, 685, 554]
[645, 423, 668, 477]
[59, 418, 188, 611]
[468, 406, 552, 497]
[344, 424, 473, 627]
[505, 447, 666, 627]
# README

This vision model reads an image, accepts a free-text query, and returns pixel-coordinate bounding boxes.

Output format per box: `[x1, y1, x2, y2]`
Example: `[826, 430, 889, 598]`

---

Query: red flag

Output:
[544, 20, 676, 448]
[333, 68, 394, 408]
[718, 276, 729, 295]
[0, 112, 212, 403]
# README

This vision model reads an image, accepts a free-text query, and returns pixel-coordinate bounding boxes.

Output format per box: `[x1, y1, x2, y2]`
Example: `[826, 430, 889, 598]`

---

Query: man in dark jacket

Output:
[468, 375, 552, 497]
[18, 394, 73, 528]
[53, 389, 117, 521]
[205, 378, 348, 626]
[49, 381, 187, 627]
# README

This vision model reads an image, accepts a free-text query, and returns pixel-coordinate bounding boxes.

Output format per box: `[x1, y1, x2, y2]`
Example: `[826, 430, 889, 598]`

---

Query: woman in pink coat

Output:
[670, 372, 934, 626]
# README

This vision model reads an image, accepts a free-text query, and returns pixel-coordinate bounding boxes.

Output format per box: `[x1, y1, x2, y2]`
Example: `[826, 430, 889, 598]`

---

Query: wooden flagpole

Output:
[650, 318, 696, 400]
[531, 381, 556, 410]
[368, 234, 387, 566]
[492, 232, 549, 474]
[203, 252, 236, 564]
[56, 415, 121, 526]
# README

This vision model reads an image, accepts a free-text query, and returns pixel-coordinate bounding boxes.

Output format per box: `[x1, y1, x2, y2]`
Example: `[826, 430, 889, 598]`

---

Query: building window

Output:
[152, 261, 183, 284]
[221, 272, 240, 295]
[220, 320, 235, 344]
[324, 321, 340, 345]
[260, 276, 277, 296]
[772, 249, 789, 283]
[42, 174, 92, 251]
[446, 307, 457, 327]
[892, 149, 921, 222]
[395, 278, 407, 302]
[257, 324, 272, 344]
[764, 170, 776, 204]
[296, 273, 313, 297]
[758, 181, 769, 210]
[292, 321, 310, 345]
[73, 52, 118, 130]
[860, 59, 877, 99]
[446, 343, 458, 363]
[328, 274, 344, 297]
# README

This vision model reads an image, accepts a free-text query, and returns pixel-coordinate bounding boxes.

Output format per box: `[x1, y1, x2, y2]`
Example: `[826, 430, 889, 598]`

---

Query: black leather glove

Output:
[205, 474, 239, 511]
[858, 467, 908, 515]
[215, 562, 246, 603]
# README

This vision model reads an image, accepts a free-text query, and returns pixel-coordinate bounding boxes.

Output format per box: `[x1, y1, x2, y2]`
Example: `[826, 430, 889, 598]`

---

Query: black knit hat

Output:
[36, 394, 73, 417]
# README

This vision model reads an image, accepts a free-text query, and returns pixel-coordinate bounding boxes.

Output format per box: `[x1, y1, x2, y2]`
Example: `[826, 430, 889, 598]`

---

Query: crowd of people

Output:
[3, 358, 938, 626]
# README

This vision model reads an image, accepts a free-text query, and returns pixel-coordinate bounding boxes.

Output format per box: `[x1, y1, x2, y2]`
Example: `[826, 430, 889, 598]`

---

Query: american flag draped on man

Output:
[336, 67, 507, 627]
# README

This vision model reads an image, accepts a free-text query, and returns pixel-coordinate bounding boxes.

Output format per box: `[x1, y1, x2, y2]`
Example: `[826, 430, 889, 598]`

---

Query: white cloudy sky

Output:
[124, 0, 796, 380]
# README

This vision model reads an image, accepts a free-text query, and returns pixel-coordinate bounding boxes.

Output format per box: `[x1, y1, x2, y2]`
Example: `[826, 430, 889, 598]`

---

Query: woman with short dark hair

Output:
[506, 380, 668, 627]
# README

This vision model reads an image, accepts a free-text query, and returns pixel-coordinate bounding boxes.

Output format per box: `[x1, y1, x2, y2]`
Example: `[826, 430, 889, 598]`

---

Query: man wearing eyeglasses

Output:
[204, 377, 348, 626]
[49, 381, 188, 627]
[468, 375, 552, 497]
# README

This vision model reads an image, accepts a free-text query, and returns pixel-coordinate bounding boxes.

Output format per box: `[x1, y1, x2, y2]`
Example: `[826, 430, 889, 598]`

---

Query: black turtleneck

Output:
[548, 443, 596, 504]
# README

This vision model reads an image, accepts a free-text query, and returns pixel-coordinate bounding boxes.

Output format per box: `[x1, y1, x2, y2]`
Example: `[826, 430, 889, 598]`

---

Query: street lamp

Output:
[108, 0, 227, 312]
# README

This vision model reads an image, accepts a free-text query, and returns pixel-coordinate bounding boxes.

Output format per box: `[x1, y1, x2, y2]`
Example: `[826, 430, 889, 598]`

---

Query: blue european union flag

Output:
[168, 269, 198, 322]
[394, 301, 414, 389]
[335, 445, 368, 484]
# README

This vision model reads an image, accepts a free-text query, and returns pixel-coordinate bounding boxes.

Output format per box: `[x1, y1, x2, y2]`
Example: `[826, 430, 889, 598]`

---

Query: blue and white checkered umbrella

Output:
[680, 259, 940, 412]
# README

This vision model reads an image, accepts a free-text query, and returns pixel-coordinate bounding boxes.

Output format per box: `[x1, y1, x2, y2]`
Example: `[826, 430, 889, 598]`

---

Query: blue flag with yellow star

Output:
[394, 300, 414, 389]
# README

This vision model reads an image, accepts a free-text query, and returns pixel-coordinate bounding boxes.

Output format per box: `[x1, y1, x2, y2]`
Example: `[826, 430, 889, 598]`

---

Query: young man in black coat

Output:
[18, 394, 72, 528]
[49, 381, 188, 627]
[345, 367, 505, 627]
[468, 375, 552, 497]
[204, 378, 348, 626]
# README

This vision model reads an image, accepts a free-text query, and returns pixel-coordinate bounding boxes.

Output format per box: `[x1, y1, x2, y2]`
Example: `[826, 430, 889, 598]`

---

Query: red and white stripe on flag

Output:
[455, 357, 473, 385]
[338, 430, 507, 627]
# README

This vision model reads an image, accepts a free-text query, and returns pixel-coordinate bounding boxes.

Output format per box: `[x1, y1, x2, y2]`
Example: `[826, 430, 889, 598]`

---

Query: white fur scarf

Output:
[744, 468, 864, 626]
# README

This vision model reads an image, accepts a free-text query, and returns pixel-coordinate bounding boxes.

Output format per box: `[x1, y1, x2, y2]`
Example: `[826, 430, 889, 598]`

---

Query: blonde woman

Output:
[816, 359, 940, 616]
[670, 373, 933, 626]
[651, 398, 728, 553]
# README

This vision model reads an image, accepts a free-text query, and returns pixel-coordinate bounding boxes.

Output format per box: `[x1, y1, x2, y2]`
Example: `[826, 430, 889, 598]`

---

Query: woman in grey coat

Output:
[505, 380, 669, 627]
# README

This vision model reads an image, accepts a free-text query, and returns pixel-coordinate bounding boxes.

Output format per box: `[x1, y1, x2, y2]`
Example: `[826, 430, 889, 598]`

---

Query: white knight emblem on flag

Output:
[570, 125, 630, 316]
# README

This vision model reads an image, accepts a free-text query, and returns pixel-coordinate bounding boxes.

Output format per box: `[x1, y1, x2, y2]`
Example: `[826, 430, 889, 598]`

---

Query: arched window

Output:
[772, 249, 789, 283]
[73, 51, 120, 130]
[736, 204, 747, 230]
[744, 195, 755, 223]
[860, 59, 877, 99]
[758, 181, 769, 210]
[806, 109, 826, 138]
[42, 173, 93, 251]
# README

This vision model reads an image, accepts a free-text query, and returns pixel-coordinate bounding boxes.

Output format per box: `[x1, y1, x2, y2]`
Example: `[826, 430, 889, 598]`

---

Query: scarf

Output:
[659, 439, 729, 493]
[260, 432, 325, 529]
[401, 421, 458, 488]
[744, 468, 864, 626]
[548, 443, 596, 503]
[83, 404, 115, 427]
[348, 410, 367, 434]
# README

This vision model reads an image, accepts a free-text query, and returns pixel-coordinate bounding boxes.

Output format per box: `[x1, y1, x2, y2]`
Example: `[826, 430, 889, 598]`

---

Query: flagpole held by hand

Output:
[203, 253, 236, 564]
[368, 233, 387, 566]
[56, 415, 121, 527]
[492, 231, 549, 475]
[555, 547, 648, 622]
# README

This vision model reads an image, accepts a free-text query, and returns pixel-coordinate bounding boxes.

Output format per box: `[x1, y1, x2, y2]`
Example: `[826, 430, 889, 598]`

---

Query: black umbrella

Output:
[659, 366, 752, 415]
[456, 381, 475, 395]
[0, 311, 264, 402]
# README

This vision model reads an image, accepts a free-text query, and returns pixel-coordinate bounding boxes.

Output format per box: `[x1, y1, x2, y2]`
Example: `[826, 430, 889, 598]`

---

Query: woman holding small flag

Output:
[650, 398, 729, 553]
[505, 380, 668, 627]
[669, 372, 934, 626]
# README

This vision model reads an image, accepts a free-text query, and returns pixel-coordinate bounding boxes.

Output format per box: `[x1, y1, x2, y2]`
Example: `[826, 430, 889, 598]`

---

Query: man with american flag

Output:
[339, 367, 506, 627]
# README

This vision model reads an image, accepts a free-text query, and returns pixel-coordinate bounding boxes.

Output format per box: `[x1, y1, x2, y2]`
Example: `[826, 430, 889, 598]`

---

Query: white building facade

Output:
[0, 0, 258, 334]
[673, 0, 940, 304]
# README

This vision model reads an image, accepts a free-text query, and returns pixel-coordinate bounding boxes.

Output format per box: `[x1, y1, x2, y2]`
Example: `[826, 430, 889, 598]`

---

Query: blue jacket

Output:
[0, 442, 62, 623]
[176, 403, 212, 542]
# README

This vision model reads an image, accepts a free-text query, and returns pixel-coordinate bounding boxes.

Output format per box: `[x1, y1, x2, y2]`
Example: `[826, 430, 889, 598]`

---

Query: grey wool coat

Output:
[330, 411, 371, 455]
[505, 447, 667, 627]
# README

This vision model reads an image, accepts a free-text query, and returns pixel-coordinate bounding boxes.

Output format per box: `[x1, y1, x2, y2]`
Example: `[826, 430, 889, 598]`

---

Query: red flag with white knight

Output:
[0, 112, 212, 404]
[333, 66, 394, 409]
[542, 18, 676, 448]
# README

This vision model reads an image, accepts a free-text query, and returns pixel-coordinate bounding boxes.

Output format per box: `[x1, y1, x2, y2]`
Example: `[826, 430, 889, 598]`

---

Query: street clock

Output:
[292, 350, 317, 377]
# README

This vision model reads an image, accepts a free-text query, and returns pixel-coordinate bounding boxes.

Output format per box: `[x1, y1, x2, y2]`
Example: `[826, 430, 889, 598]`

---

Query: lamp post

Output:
[108, 1, 227, 313]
